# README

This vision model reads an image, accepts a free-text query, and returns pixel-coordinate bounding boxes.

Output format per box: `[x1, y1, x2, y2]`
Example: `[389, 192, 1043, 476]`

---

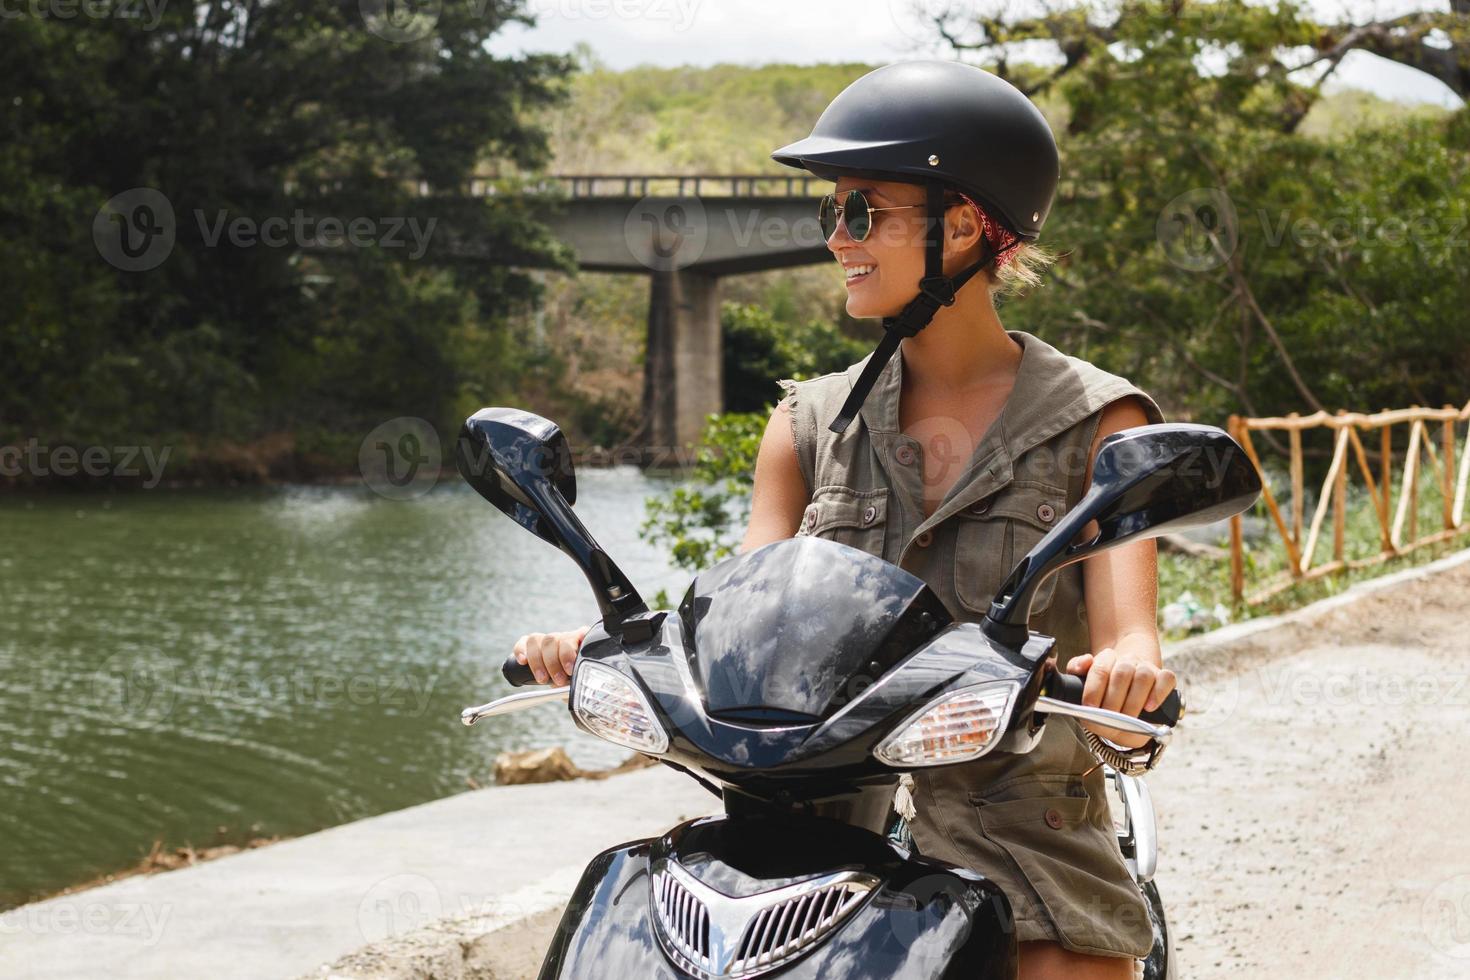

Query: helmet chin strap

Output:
[828, 181, 1002, 434]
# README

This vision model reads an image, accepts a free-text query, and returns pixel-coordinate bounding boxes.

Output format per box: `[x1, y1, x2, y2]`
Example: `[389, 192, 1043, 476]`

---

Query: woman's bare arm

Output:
[1071, 396, 1177, 745]
[740, 400, 810, 553]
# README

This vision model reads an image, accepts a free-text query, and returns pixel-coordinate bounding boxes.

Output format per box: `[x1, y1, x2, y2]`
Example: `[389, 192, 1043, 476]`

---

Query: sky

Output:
[485, 0, 1466, 108]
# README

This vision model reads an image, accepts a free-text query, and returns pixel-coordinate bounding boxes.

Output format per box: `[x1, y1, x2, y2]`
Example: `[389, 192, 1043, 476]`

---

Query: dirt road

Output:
[1153, 557, 1470, 978]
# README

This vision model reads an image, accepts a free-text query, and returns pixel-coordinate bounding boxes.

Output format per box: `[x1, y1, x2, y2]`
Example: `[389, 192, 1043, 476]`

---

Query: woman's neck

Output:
[897, 284, 1022, 393]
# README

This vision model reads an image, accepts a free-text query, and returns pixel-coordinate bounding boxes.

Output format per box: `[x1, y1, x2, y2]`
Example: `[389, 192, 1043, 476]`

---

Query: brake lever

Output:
[461, 687, 569, 726]
[1032, 696, 1174, 746]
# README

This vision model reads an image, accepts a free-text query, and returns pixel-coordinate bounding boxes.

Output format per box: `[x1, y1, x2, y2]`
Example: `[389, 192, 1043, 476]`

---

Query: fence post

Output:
[1381, 412, 1392, 541]
[1289, 412, 1303, 549]
[1443, 406, 1456, 531]
[1229, 415, 1245, 602]
[1333, 412, 1348, 561]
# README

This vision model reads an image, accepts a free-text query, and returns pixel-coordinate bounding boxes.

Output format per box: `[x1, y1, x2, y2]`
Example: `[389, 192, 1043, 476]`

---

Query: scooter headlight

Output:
[572, 661, 669, 755]
[873, 682, 1020, 767]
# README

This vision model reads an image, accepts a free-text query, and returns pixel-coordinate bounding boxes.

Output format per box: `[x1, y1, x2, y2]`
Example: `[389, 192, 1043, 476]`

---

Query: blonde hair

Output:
[990, 240, 1056, 296]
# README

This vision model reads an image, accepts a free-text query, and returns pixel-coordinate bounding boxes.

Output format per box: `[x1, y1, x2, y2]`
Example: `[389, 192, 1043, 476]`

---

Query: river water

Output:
[0, 470, 689, 908]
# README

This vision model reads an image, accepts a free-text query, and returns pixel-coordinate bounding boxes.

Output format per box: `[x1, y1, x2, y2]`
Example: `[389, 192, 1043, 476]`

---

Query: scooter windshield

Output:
[679, 537, 945, 721]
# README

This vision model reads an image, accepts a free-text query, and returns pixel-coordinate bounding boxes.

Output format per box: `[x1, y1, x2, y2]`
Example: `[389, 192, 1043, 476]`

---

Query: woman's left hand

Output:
[1065, 647, 1176, 748]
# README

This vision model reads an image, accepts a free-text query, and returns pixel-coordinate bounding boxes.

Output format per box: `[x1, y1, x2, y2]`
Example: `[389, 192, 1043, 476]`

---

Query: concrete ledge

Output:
[0, 767, 716, 980]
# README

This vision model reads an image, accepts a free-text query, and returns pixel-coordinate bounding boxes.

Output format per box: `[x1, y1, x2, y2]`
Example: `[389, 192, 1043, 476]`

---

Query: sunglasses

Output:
[817, 189, 926, 243]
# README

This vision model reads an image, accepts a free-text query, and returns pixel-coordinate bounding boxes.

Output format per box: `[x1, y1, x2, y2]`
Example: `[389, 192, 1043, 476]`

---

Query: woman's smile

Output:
[843, 261, 876, 287]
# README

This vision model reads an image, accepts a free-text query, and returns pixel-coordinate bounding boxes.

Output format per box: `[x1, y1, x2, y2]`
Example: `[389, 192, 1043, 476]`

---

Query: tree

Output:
[0, 1, 574, 454]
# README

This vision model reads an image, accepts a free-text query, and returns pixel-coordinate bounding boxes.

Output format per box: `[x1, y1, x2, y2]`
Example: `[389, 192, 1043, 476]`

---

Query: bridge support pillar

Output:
[643, 268, 722, 457]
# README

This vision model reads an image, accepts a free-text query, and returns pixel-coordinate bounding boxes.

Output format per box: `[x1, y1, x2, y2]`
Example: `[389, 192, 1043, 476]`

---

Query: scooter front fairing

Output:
[537, 814, 1017, 980]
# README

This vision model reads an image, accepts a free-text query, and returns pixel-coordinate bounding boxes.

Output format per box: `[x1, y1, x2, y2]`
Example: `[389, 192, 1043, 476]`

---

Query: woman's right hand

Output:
[512, 625, 590, 687]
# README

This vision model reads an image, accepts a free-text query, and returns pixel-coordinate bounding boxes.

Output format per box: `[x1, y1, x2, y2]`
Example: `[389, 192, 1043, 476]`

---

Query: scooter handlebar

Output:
[1046, 672, 1183, 727]
[502, 655, 539, 688]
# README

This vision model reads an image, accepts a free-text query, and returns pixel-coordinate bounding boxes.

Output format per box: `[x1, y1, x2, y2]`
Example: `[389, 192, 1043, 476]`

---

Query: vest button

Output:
[895, 444, 916, 466]
[1037, 503, 1057, 523]
[915, 530, 933, 548]
[970, 499, 991, 516]
[862, 505, 877, 525]
[1044, 808, 1064, 830]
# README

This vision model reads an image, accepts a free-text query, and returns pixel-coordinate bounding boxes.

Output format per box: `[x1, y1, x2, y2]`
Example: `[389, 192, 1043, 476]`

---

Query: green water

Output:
[0, 472, 687, 908]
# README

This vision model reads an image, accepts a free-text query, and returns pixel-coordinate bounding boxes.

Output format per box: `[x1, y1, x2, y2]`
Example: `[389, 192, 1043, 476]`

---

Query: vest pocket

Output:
[954, 485, 1068, 618]
[798, 486, 888, 555]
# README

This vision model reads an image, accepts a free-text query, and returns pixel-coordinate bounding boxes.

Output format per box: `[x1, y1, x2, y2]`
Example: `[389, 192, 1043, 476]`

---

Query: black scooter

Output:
[455, 408, 1261, 980]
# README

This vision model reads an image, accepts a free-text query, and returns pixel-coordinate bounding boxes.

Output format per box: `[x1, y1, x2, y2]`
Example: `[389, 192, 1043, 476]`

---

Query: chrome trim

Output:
[1033, 696, 1173, 745]
[1117, 769, 1158, 883]
[460, 688, 568, 726]
[650, 858, 878, 979]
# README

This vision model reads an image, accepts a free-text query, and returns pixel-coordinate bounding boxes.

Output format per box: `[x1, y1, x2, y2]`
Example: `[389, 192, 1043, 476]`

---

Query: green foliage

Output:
[640, 411, 766, 595]
[721, 302, 869, 412]
[1, 3, 573, 463]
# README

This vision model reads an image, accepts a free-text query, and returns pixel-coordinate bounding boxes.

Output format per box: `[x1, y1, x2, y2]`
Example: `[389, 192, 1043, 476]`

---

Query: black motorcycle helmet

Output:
[771, 61, 1060, 433]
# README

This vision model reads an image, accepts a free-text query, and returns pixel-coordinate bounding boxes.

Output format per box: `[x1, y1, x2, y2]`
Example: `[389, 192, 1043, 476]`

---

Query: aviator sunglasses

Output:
[817, 189, 926, 242]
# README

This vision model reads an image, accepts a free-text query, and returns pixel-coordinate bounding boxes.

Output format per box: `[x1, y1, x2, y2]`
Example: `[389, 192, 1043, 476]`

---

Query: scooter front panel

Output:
[536, 816, 1018, 980]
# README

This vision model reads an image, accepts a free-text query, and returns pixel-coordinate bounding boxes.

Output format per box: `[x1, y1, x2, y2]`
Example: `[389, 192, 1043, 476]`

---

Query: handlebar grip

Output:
[1047, 672, 1184, 727]
[502, 655, 539, 688]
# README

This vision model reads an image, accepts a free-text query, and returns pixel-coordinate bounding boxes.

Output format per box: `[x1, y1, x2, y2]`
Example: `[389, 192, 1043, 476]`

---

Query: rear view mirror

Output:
[985, 423, 1261, 639]
[456, 408, 661, 640]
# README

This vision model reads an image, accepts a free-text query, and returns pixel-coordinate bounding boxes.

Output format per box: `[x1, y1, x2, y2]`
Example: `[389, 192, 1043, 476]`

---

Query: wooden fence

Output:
[1227, 402, 1470, 604]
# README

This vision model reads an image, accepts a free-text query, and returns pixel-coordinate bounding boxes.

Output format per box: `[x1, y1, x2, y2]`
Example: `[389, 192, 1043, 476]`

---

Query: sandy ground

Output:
[1152, 558, 1470, 978]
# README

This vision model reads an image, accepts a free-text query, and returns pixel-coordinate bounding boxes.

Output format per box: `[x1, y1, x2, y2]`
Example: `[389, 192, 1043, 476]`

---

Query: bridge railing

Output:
[467, 173, 827, 199]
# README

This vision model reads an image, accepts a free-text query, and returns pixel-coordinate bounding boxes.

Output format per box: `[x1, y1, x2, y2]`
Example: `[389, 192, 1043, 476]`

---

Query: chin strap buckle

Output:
[884, 275, 958, 339]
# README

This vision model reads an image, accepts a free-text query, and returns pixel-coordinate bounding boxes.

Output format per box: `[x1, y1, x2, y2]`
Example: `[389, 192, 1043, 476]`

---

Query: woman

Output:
[515, 62, 1176, 978]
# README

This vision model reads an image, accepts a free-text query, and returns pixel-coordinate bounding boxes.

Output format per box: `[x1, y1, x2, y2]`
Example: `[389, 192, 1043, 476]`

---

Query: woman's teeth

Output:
[845, 264, 874, 281]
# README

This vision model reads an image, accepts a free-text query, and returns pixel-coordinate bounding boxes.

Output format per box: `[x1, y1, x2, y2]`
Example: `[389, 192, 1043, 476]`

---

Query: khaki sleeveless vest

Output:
[776, 329, 1167, 957]
[778, 329, 1164, 667]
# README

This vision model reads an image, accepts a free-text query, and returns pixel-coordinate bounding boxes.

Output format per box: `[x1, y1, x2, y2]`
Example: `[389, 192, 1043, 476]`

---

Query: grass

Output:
[1156, 464, 1467, 641]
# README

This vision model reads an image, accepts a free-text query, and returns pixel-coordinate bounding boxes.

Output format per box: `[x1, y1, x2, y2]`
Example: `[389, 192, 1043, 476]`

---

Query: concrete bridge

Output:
[489, 175, 835, 452]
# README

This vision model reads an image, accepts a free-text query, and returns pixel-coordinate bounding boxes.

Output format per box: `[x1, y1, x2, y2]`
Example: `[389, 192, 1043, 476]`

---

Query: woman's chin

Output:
[845, 297, 896, 320]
